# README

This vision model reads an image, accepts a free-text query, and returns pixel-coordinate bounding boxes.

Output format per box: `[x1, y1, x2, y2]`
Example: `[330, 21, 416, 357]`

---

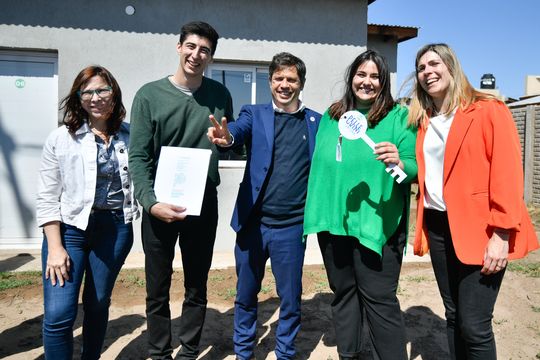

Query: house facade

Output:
[0, 0, 417, 248]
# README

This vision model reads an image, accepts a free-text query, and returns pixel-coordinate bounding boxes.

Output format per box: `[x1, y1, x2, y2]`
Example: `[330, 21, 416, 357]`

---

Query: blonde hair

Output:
[407, 43, 495, 128]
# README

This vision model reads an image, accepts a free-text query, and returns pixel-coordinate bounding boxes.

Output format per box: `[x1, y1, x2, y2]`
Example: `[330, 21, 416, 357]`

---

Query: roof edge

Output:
[368, 23, 418, 43]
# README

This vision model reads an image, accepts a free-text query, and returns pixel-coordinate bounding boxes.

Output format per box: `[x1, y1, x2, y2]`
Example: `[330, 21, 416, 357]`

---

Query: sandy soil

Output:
[1, 249, 539, 360]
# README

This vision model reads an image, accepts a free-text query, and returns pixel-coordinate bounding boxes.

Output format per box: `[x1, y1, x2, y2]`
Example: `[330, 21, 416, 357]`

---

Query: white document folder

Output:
[154, 146, 211, 216]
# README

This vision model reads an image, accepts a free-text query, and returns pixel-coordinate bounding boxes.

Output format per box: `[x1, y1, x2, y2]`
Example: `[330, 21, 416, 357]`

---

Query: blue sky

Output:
[368, 0, 539, 99]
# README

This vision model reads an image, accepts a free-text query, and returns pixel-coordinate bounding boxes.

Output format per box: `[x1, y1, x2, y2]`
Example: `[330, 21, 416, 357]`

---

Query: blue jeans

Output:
[234, 221, 305, 360]
[41, 210, 133, 360]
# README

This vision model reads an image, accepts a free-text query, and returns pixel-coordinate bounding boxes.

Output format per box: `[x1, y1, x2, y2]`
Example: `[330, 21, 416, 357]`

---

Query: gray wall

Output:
[510, 104, 540, 205]
[367, 34, 399, 98]
[0, 0, 371, 249]
[0, 0, 369, 115]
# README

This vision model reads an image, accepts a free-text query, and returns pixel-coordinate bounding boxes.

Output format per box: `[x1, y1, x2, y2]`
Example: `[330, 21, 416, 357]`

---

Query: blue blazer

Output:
[228, 103, 321, 232]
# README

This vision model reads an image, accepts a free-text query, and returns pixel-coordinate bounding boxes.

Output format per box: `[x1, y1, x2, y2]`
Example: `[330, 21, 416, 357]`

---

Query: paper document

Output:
[154, 146, 211, 216]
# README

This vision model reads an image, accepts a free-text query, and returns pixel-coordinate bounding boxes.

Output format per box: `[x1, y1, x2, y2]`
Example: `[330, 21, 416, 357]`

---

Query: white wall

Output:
[0, 0, 371, 249]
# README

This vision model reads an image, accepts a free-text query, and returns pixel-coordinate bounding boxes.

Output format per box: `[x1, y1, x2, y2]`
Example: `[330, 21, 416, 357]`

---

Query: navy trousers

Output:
[233, 221, 305, 360]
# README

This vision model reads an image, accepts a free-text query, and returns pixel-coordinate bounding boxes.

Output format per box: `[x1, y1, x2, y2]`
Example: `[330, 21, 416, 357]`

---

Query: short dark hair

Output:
[60, 65, 125, 135]
[269, 52, 306, 86]
[329, 49, 394, 125]
[179, 21, 219, 56]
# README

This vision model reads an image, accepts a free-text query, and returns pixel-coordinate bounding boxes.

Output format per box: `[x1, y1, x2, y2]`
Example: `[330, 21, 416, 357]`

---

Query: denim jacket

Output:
[36, 122, 139, 230]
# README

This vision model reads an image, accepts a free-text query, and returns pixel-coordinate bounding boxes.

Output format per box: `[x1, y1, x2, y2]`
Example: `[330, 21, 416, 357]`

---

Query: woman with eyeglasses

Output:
[409, 43, 538, 359]
[36, 65, 138, 359]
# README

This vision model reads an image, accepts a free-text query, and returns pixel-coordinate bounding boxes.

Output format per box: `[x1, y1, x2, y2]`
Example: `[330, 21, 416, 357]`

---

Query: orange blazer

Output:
[414, 100, 539, 264]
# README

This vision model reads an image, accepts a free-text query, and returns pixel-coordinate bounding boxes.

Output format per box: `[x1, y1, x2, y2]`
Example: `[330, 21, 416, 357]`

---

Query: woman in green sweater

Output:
[304, 50, 417, 359]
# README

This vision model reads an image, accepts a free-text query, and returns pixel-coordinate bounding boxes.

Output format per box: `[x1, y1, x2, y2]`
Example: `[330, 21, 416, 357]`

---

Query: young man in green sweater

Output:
[129, 21, 233, 360]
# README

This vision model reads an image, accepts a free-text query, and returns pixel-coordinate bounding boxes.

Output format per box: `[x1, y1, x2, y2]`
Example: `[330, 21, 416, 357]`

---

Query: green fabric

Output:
[129, 77, 233, 212]
[303, 104, 417, 256]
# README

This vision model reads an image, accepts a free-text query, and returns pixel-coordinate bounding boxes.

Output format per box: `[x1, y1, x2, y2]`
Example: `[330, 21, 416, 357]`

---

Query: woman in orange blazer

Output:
[408, 43, 538, 360]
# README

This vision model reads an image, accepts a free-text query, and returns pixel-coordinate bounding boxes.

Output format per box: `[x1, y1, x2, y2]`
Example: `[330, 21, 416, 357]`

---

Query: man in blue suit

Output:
[208, 52, 321, 360]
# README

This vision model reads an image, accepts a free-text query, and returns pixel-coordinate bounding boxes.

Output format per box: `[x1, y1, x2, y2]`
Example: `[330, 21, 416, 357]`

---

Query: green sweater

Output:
[303, 104, 417, 256]
[129, 77, 233, 212]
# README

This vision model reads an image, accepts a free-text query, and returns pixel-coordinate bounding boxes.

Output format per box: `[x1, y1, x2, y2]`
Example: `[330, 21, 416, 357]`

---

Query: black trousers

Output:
[318, 218, 407, 360]
[142, 187, 218, 360]
[425, 209, 505, 360]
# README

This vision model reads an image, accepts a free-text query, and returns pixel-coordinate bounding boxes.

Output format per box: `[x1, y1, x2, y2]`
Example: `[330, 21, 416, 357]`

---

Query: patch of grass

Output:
[531, 305, 540, 313]
[306, 270, 329, 292]
[260, 285, 272, 294]
[122, 274, 145, 287]
[0, 271, 40, 291]
[404, 275, 430, 283]
[314, 280, 329, 293]
[208, 274, 225, 282]
[493, 318, 508, 325]
[507, 262, 540, 277]
[218, 288, 236, 300]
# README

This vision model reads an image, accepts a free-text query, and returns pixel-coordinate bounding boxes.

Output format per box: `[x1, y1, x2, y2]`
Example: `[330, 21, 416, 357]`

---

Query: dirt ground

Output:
[0, 249, 539, 360]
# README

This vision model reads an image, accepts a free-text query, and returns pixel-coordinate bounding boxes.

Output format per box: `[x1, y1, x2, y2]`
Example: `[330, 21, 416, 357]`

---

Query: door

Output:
[0, 51, 58, 248]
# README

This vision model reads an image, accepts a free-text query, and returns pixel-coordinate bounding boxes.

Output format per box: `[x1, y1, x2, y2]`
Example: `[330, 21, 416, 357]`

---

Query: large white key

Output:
[338, 111, 407, 184]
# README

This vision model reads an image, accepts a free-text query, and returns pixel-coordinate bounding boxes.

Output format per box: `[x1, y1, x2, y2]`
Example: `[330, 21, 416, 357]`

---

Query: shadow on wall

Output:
[0, 0, 365, 46]
[0, 112, 35, 239]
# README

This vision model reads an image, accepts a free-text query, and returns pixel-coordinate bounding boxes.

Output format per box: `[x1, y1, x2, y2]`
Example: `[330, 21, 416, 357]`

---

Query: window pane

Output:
[256, 72, 271, 104]
[211, 69, 249, 160]
[211, 69, 251, 119]
[0, 59, 56, 77]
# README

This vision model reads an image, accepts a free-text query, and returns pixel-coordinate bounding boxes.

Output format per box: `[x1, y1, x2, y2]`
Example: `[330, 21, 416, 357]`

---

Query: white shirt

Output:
[36, 122, 139, 230]
[272, 100, 306, 114]
[423, 110, 456, 211]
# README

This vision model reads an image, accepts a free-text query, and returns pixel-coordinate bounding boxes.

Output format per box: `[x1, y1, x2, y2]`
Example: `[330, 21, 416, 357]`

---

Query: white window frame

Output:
[206, 63, 269, 105]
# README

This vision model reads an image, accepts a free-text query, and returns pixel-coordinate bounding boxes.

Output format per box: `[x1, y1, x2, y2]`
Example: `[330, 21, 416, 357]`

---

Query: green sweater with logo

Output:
[303, 104, 417, 256]
[129, 77, 233, 212]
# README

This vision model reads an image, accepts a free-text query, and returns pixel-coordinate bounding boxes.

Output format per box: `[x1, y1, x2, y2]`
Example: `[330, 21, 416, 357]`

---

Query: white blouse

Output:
[423, 110, 456, 211]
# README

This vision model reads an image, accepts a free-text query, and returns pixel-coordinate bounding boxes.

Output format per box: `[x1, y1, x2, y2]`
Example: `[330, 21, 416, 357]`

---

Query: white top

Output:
[272, 100, 305, 114]
[423, 110, 456, 211]
[168, 75, 197, 96]
[36, 123, 139, 230]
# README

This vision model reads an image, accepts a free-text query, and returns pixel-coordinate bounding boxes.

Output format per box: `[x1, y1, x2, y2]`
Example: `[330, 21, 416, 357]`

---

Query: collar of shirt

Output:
[75, 121, 92, 136]
[272, 100, 305, 114]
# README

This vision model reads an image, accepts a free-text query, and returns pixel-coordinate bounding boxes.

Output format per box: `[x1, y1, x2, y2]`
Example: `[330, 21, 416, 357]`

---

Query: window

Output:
[208, 63, 271, 118]
[207, 63, 271, 160]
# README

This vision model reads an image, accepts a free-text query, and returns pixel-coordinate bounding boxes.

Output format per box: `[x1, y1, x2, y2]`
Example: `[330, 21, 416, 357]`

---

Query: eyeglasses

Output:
[78, 87, 113, 101]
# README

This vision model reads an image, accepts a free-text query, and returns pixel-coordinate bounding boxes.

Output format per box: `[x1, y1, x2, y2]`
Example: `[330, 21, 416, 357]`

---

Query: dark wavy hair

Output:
[179, 21, 219, 56]
[60, 65, 125, 135]
[329, 49, 394, 126]
[269, 52, 306, 87]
